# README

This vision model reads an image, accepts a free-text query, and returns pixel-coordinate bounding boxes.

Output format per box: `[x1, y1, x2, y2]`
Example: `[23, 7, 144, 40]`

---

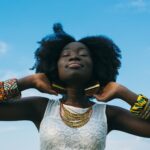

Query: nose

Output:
[69, 52, 81, 61]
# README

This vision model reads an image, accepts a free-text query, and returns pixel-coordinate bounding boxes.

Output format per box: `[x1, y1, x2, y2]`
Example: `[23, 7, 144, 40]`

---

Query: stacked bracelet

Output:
[0, 79, 21, 101]
[130, 94, 150, 120]
[139, 100, 150, 119]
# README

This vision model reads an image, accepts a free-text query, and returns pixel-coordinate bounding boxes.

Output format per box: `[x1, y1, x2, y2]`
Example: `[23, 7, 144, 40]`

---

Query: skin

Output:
[0, 42, 150, 138]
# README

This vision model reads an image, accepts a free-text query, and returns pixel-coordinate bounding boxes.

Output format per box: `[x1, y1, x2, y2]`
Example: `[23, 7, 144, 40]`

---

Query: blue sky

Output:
[0, 0, 150, 149]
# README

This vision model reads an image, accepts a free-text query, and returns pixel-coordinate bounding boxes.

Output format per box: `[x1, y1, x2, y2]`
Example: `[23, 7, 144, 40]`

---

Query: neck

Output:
[61, 86, 93, 108]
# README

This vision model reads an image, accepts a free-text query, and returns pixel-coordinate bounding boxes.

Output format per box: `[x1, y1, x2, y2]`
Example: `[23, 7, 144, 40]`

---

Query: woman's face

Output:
[57, 42, 93, 87]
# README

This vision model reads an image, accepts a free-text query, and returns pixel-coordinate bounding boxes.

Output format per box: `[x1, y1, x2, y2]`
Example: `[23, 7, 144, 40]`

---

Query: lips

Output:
[67, 62, 83, 69]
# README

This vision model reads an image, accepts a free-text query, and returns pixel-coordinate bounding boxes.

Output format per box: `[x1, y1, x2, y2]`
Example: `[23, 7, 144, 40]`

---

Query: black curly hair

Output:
[32, 23, 121, 87]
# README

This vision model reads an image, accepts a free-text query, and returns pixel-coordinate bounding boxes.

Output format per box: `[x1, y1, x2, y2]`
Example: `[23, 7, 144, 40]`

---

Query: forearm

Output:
[17, 75, 35, 91]
[0, 73, 57, 101]
[117, 85, 138, 107]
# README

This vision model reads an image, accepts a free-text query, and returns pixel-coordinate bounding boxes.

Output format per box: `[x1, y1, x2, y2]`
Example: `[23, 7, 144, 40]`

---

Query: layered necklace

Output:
[60, 102, 93, 128]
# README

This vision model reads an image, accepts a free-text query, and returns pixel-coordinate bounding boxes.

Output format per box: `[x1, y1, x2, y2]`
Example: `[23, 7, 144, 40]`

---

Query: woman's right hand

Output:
[18, 73, 58, 95]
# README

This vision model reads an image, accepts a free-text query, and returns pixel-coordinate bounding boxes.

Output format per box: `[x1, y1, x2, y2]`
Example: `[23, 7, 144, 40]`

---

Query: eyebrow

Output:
[63, 47, 87, 51]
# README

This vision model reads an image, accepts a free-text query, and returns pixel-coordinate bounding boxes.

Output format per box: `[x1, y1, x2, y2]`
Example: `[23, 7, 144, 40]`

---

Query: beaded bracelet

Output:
[0, 81, 5, 101]
[130, 94, 150, 120]
[0, 79, 21, 101]
[130, 95, 148, 115]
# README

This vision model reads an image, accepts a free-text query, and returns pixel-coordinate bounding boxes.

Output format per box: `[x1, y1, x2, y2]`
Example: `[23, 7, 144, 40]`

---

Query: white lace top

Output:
[39, 99, 107, 150]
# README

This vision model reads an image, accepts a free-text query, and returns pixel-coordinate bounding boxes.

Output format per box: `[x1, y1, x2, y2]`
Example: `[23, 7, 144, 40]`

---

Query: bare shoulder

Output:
[106, 105, 128, 114]
[9, 96, 49, 123]
[21, 96, 50, 128]
[106, 104, 128, 118]
[106, 104, 130, 132]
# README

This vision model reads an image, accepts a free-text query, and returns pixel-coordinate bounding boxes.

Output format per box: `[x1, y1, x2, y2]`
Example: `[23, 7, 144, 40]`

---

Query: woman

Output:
[0, 23, 149, 150]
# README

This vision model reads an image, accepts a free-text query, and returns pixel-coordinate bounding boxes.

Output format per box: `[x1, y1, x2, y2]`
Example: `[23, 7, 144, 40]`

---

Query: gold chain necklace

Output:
[60, 103, 93, 128]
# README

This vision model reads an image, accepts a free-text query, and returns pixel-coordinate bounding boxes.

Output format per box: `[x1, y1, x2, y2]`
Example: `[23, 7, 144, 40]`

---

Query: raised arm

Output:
[0, 73, 58, 102]
[0, 73, 55, 128]
[94, 82, 150, 137]
[17, 73, 58, 95]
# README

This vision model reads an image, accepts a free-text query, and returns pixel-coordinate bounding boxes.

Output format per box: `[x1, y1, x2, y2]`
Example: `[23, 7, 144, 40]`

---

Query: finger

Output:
[93, 94, 104, 101]
[41, 88, 58, 96]
[93, 94, 108, 102]
[48, 90, 58, 96]
[38, 83, 58, 95]
[44, 86, 58, 95]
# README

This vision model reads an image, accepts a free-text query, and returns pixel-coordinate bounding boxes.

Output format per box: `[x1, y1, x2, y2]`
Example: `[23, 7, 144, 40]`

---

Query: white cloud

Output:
[0, 41, 8, 54]
[130, 0, 146, 9]
[115, 0, 150, 12]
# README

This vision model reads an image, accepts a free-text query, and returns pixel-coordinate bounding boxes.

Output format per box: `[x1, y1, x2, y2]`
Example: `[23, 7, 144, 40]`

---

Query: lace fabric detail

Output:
[39, 99, 107, 150]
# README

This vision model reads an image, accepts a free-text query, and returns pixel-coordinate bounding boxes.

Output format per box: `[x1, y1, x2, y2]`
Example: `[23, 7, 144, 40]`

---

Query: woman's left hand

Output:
[93, 82, 121, 102]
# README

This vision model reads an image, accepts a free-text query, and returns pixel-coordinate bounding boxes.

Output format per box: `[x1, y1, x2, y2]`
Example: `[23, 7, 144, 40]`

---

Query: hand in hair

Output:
[93, 82, 120, 102]
[18, 73, 58, 95]
[94, 82, 138, 106]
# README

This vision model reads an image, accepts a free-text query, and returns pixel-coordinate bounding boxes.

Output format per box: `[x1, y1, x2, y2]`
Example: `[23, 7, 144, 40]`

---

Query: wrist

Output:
[0, 79, 21, 101]
[130, 95, 150, 120]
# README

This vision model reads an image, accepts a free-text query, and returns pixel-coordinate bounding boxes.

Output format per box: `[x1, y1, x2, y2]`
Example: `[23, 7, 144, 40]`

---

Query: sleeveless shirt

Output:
[39, 99, 107, 150]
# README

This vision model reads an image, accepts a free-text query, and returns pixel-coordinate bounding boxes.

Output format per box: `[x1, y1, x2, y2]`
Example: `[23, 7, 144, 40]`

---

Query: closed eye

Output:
[61, 52, 70, 57]
[62, 54, 70, 57]
[79, 52, 89, 57]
